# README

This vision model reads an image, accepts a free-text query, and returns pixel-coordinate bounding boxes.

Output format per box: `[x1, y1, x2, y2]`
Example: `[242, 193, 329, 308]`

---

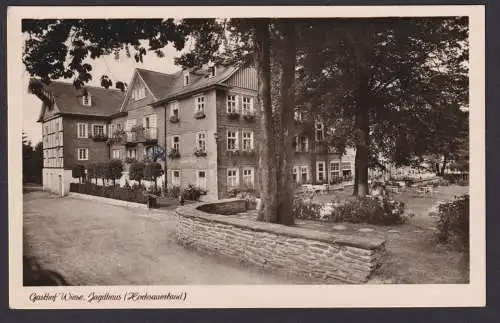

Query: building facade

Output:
[33, 63, 355, 198]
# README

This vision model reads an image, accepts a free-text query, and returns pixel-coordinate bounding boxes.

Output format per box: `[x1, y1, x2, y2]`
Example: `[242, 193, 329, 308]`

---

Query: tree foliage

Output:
[143, 162, 163, 188]
[129, 161, 145, 184]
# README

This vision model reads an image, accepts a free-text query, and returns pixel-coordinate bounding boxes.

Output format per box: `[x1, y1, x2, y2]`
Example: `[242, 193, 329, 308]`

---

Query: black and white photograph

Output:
[8, 5, 485, 308]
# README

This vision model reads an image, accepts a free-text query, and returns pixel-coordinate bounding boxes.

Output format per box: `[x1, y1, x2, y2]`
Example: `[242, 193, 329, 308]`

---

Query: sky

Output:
[22, 41, 193, 145]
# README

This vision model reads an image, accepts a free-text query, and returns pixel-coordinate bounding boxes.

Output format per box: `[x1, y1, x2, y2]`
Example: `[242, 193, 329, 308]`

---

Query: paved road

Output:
[23, 191, 313, 285]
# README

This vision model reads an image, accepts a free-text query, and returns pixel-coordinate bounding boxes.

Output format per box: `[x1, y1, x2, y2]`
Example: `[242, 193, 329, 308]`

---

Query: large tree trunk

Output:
[276, 22, 296, 226]
[254, 20, 279, 223]
[353, 91, 370, 197]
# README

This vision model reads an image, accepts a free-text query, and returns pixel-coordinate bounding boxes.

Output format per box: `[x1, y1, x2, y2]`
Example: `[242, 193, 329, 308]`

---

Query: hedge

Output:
[69, 182, 148, 204]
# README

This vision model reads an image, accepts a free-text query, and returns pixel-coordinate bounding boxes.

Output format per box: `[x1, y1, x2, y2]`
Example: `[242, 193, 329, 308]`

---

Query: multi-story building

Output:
[33, 81, 124, 195]
[291, 110, 355, 187]
[32, 62, 354, 198]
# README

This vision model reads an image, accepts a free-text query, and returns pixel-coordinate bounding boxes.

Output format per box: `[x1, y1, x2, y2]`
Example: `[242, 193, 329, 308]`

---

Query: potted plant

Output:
[194, 111, 206, 119]
[194, 149, 207, 157]
[168, 148, 181, 159]
[92, 133, 108, 142]
[131, 125, 144, 133]
[227, 112, 240, 120]
[243, 113, 255, 122]
[169, 115, 180, 123]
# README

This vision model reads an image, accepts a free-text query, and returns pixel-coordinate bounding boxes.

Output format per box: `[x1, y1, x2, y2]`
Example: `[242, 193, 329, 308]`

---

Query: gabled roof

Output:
[136, 64, 240, 106]
[34, 80, 125, 122]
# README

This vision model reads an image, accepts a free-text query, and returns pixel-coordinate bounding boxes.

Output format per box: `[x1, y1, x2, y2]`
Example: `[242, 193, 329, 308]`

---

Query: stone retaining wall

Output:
[176, 200, 387, 284]
[68, 192, 148, 209]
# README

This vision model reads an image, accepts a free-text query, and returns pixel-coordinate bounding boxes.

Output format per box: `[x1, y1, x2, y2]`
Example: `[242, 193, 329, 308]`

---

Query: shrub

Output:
[165, 186, 181, 198]
[129, 161, 145, 184]
[143, 162, 163, 188]
[331, 197, 406, 225]
[292, 196, 406, 225]
[106, 159, 123, 185]
[147, 185, 162, 197]
[293, 199, 322, 220]
[181, 184, 205, 201]
[70, 182, 148, 204]
[87, 164, 97, 184]
[436, 194, 469, 250]
[71, 164, 85, 183]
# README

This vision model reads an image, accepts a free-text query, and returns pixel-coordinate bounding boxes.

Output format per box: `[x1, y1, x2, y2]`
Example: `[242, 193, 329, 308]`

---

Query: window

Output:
[195, 96, 205, 114]
[315, 122, 324, 141]
[170, 101, 179, 118]
[196, 132, 206, 151]
[316, 161, 326, 183]
[172, 136, 180, 151]
[227, 130, 238, 151]
[127, 148, 137, 159]
[301, 166, 309, 183]
[93, 124, 105, 136]
[227, 168, 239, 188]
[227, 95, 238, 113]
[242, 167, 254, 187]
[77, 148, 88, 161]
[300, 136, 309, 152]
[330, 162, 340, 179]
[172, 170, 181, 187]
[133, 84, 146, 100]
[292, 166, 299, 183]
[183, 72, 190, 86]
[242, 130, 254, 151]
[196, 170, 207, 189]
[242, 96, 253, 115]
[208, 65, 216, 78]
[112, 149, 121, 159]
[294, 110, 303, 121]
[77, 123, 88, 138]
[82, 94, 91, 106]
[55, 121, 59, 131]
[125, 119, 137, 131]
[341, 162, 352, 178]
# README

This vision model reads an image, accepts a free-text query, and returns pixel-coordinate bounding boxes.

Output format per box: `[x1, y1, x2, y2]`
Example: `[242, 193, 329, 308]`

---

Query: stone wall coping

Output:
[176, 199, 386, 250]
[68, 192, 148, 210]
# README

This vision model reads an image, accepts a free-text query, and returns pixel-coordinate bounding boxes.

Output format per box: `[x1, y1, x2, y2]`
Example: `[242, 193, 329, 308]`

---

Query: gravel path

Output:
[23, 191, 314, 285]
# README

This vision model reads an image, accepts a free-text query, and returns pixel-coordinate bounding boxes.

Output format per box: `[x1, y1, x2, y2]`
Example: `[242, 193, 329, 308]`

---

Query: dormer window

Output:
[82, 91, 91, 106]
[207, 61, 216, 78]
[183, 71, 190, 86]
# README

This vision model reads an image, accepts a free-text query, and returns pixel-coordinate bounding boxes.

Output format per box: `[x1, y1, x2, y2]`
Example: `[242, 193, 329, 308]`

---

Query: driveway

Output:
[23, 191, 314, 285]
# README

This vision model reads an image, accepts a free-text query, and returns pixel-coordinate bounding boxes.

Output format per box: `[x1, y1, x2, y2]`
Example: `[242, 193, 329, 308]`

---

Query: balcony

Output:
[142, 128, 158, 145]
[125, 131, 137, 147]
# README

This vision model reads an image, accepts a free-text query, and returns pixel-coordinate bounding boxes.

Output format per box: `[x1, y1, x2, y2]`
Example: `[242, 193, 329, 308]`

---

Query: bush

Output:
[129, 161, 145, 184]
[71, 164, 85, 183]
[292, 196, 406, 225]
[143, 162, 163, 188]
[147, 185, 162, 197]
[436, 194, 469, 250]
[69, 182, 148, 204]
[181, 184, 206, 201]
[165, 186, 181, 198]
[107, 159, 123, 185]
[293, 199, 322, 220]
[332, 197, 406, 225]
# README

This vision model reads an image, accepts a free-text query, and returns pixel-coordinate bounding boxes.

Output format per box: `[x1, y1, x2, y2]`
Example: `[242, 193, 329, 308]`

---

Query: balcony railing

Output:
[126, 131, 137, 142]
[143, 128, 158, 141]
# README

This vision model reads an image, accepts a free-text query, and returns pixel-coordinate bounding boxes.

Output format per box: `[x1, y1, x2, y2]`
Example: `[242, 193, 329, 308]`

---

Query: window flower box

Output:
[227, 112, 240, 120]
[226, 150, 241, 156]
[194, 149, 207, 157]
[92, 134, 108, 142]
[194, 111, 206, 119]
[169, 115, 180, 123]
[243, 114, 256, 122]
[168, 148, 181, 159]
